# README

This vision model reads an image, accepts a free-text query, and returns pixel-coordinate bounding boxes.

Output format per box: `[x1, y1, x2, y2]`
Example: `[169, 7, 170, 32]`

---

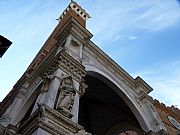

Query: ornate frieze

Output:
[83, 41, 154, 96]
[84, 42, 136, 90]
[135, 76, 153, 94]
[58, 51, 87, 81]
[27, 45, 61, 83]
[54, 18, 92, 46]
[18, 104, 85, 135]
[25, 44, 86, 87]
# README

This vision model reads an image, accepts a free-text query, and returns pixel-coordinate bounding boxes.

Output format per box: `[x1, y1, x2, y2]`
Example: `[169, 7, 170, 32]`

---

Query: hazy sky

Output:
[0, 0, 180, 107]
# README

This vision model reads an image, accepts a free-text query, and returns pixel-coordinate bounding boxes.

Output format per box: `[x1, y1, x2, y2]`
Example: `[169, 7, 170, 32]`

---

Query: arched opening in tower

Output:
[78, 72, 144, 135]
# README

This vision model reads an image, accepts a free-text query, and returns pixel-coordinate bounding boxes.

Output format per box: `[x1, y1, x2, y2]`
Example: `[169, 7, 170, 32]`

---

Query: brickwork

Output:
[0, 1, 177, 135]
[154, 100, 180, 135]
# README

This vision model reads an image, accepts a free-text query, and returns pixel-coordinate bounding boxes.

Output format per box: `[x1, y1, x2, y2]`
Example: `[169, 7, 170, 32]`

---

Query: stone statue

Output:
[56, 76, 76, 112]
[37, 103, 46, 118]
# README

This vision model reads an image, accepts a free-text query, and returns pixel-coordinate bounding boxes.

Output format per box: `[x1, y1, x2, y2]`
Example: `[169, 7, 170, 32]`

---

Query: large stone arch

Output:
[82, 64, 152, 133]
[0, 1, 169, 135]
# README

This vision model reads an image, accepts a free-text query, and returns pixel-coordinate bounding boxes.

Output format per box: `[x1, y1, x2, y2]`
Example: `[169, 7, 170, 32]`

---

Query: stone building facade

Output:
[0, 1, 180, 135]
[154, 100, 180, 135]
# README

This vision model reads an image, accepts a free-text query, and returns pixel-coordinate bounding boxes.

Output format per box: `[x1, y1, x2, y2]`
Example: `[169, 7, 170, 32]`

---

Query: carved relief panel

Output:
[55, 76, 76, 118]
[64, 36, 83, 62]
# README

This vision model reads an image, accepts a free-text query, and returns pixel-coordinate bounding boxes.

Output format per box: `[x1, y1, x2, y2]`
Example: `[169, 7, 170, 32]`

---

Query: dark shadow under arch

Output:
[78, 71, 145, 135]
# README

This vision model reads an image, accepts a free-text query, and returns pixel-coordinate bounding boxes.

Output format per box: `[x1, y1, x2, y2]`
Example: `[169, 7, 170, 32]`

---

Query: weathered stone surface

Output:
[1, 1, 176, 135]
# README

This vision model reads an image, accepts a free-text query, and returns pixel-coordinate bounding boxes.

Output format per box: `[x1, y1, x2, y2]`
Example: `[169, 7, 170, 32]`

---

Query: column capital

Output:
[78, 82, 88, 97]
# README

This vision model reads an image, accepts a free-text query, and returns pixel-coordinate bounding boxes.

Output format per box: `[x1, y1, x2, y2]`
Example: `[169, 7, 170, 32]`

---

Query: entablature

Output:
[135, 76, 153, 94]
[55, 17, 93, 46]
[18, 104, 84, 135]
[83, 40, 153, 95]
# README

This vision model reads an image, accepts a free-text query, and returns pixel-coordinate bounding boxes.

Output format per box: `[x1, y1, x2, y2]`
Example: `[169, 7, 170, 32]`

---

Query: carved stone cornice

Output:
[84, 41, 153, 95]
[27, 19, 91, 83]
[135, 76, 153, 94]
[45, 105, 83, 132]
[18, 105, 84, 135]
[84, 41, 136, 90]
[59, 51, 87, 81]
[0, 124, 18, 135]
[27, 45, 62, 83]
[21, 45, 86, 94]
[55, 17, 93, 46]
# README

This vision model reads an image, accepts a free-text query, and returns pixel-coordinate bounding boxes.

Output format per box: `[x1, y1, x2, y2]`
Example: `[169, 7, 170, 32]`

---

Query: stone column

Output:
[31, 76, 52, 114]
[71, 81, 87, 123]
[43, 69, 64, 108]
[44, 77, 61, 108]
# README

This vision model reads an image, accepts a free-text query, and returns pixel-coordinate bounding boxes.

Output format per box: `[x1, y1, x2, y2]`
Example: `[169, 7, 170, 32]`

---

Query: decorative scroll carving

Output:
[56, 76, 76, 117]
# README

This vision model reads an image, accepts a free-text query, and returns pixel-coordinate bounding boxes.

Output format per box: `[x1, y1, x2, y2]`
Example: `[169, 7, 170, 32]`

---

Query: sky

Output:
[0, 0, 180, 107]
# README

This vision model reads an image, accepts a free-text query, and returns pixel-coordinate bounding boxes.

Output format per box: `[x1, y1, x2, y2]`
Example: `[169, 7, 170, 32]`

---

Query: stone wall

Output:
[154, 99, 180, 135]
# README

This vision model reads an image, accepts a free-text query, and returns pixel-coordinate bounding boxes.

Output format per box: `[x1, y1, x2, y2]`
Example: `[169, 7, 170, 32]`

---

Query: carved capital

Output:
[79, 82, 88, 97]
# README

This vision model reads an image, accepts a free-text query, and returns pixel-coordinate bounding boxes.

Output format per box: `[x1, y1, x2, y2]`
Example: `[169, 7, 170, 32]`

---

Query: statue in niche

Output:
[56, 76, 76, 114]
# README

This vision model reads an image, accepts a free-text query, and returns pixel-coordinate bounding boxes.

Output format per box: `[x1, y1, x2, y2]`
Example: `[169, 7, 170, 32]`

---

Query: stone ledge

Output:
[18, 104, 84, 135]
